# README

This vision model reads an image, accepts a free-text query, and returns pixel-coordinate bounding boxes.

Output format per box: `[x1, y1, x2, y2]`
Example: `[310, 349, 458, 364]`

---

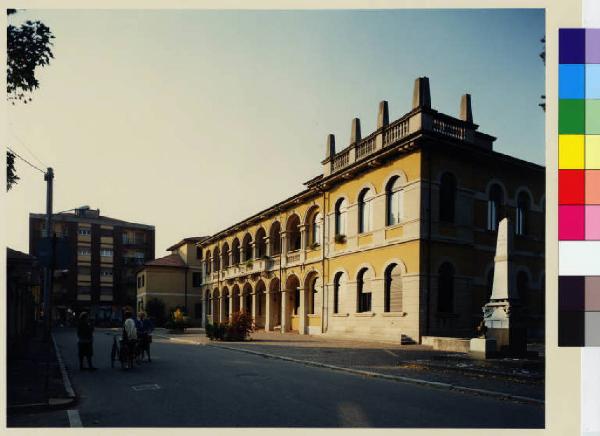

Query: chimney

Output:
[460, 94, 473, 123]
[351, 118, 361, 144]
[377, 101, 389, 129]
[412, 77, 431, 109]
[325, 134, 336, 160]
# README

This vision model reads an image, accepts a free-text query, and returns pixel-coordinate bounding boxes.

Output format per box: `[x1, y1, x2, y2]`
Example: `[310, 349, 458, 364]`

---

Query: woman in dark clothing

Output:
[77, 312, 97, 370]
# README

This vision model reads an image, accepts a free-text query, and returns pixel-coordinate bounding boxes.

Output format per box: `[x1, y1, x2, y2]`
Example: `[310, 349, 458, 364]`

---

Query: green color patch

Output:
[559, 99, 585, 134]
[586, 100, 600, 134]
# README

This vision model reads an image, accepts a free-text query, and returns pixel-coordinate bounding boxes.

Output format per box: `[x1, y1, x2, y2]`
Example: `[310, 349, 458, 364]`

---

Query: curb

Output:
[208, 344, 544, 406]
[409, 360, 544, 382]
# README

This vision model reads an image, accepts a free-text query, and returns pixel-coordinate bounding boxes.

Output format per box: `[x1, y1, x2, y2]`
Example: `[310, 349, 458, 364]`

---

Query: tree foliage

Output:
[7, 9, 55, 103]
[6, 151, 20, 191]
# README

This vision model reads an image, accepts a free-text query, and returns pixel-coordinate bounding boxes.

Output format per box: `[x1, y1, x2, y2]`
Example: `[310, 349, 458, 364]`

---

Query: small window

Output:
[101, 269, 113, 277]
[78, 228, 91, 236]
[78, 246, 92, 256]
[196, 247, 202, 259]
[100, 248, 113, 257]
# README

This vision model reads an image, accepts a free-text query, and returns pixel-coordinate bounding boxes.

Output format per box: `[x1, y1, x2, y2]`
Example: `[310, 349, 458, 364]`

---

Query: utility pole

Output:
[42, 167, 54, 341]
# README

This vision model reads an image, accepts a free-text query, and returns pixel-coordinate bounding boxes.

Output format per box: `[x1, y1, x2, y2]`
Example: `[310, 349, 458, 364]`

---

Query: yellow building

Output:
[136, 237, 207, 321]
[197, 77, 545, 344]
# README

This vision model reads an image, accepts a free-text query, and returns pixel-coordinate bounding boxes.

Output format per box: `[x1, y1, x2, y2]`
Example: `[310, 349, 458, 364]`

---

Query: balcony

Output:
[122, 257, 145, 267]
[207, 257, 279, 283]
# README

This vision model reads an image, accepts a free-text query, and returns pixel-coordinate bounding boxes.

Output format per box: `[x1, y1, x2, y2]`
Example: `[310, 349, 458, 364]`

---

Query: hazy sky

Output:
[6, 9, 545, 257]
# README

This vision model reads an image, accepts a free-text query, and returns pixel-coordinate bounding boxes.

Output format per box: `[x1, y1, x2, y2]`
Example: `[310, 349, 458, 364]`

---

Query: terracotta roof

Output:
[143, 253, 186, 268]
[166, 236, 209, 251]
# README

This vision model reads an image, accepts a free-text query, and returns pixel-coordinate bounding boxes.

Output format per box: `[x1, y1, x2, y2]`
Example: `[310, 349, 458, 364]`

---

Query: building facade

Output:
[197, 77, 545, 344]
[136, 237, 206, 322]
[29, 207, 155, 324]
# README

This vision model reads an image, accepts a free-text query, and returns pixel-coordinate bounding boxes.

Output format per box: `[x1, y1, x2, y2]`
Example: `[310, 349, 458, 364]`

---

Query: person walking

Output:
[77, 312, 97, 371]
[135, 311, 154, 362]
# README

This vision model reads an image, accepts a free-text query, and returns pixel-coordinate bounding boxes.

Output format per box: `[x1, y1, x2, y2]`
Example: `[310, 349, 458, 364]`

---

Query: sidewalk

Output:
[155, 328, 545, 402]
[6, 328, 76, 416]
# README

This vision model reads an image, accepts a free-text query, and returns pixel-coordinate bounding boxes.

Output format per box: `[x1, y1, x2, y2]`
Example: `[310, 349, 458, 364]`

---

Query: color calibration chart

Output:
[558, 28, 600, 347]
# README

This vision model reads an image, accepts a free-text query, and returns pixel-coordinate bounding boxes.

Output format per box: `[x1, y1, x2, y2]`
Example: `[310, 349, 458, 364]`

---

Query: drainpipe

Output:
[321, 188, 327, 334]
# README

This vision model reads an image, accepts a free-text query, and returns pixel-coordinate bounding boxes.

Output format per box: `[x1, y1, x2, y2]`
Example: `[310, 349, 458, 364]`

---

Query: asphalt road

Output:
[49, 328, 543, 428]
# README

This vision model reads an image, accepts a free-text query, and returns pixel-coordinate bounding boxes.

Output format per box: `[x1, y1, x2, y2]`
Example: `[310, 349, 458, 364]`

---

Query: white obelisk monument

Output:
[482, 217, 527, 355]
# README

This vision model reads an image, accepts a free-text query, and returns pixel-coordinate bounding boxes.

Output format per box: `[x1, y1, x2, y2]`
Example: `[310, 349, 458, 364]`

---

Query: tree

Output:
[6, 151, 20, 191]
[6, 9, 54, 189]
[146, 298, 167, 327]
[7, 9, 55, 103]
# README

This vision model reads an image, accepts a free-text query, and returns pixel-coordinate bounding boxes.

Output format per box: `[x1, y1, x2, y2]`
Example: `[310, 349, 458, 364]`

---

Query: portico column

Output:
[219, 296, 225, 323]
[251, 291, 258, 322]
[299, 287, 307, 334]
[228, 293, 234, 319]
[265, 291, 273, 331]
[240, 288, 246, 312]
[281, 289, 289, 332]
[229, 249, 234, 267]
[202, 290, 207, 327]
[281, 232, 288, 267]
[265, 236, 272, 257]
[299, 224, 308, 263]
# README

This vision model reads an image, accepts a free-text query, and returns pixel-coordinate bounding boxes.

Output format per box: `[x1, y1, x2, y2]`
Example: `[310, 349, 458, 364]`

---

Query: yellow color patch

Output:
[586, 135, 600, 169]
[559, 135, 585, 169]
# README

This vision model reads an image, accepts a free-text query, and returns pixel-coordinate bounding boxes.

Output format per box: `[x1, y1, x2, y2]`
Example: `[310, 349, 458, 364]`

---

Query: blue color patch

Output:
[560, 64, 585, 99]
[586, 64, 600, 99]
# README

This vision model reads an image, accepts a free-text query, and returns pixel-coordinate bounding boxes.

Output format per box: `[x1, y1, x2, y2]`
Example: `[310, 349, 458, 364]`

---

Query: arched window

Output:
[439, 173, 457, 223]
[269, 222, 281, 255]
[205, 290, 211, 315]
[358, 188, 374, 233]
[205, 250, 211, 274]
[357, 268, 372, 313]
[310, 211, 322, 246]
[516, 192, 530, 236]
[487, 184, 504, 231]
[335, 198, 348, 236]
[231, 238, 240, 264]
[255, 228, 267, 258]
[307, 276, 319, 315]
[223, 289, 230, 318]
[242, 234, 252, 261]
[222, 242, 230, 268]
[287, 215, 301, 251]
[384, 263, 402, 312]
[213, 247, 220, 271]
[386, 176, 403, 226]
[243, 284, 253, 314]
[438, 262, 454, 313]
[333, 272, 343, 314]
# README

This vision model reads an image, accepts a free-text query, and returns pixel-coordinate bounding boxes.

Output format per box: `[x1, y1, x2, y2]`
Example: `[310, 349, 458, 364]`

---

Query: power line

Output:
[7, 123, 48, 168]
[7, 146, 47, 175]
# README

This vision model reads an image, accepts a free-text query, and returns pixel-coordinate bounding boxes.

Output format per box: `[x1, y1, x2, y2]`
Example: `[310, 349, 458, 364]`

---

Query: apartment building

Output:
[29, 207, 155, 324]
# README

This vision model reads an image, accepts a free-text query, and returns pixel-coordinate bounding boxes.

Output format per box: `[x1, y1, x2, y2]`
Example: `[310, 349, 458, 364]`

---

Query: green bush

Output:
[205, 312, 254, 341]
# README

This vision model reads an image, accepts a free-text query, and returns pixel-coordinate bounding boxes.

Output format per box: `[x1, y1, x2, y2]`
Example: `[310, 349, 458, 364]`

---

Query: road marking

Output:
[383, 349, 399, 358]
[67, 409, 82, 427]
[132, 383, 161, 391]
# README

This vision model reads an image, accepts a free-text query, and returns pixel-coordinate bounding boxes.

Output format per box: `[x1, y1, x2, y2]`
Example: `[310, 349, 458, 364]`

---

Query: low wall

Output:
[421, 336, 471, 353]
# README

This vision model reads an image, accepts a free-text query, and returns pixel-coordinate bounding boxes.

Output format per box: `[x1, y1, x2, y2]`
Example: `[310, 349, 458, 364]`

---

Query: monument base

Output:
[485, 326, 528, 356]
[469, 337, 497, 359]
